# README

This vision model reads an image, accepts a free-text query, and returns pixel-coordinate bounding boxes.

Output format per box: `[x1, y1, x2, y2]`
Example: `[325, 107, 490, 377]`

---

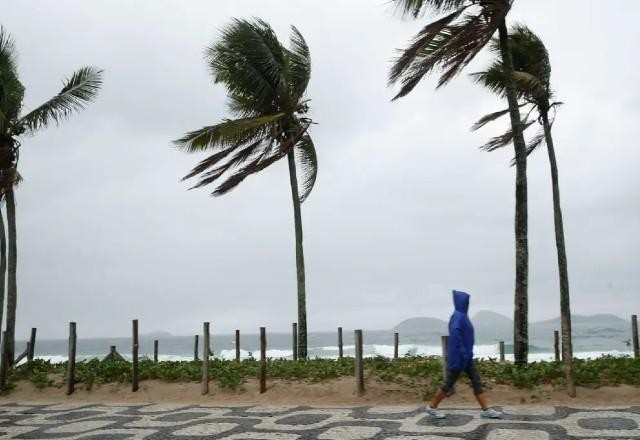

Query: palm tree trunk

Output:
[0, 207, 7, 333]
[4, 188, 16, 363]
[541, 109, 576, 396]
[287, 150, 308, 359]
[497, 21, 529, 366]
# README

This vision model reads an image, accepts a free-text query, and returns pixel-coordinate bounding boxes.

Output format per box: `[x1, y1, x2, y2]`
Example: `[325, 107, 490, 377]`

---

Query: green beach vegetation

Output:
[8, 356, 640, 400]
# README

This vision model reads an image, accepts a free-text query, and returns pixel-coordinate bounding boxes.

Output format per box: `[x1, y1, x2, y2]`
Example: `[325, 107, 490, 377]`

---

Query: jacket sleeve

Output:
[448, 320, 466, 372]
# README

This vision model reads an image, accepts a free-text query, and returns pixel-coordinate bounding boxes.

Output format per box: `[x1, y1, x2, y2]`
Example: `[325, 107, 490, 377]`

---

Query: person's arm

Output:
[449, 323, 465, 371]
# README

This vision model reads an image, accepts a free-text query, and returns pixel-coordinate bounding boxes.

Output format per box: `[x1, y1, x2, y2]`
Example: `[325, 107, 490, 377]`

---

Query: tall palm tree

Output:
[388, 0, 530, 364]
[175, 19, 317, 359]
[0, 25, 103, 362]
[471, 25, 575, 395]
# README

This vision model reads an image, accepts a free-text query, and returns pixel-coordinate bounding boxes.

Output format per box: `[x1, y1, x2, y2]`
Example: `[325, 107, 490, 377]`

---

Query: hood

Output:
[452, 290, 470, 314]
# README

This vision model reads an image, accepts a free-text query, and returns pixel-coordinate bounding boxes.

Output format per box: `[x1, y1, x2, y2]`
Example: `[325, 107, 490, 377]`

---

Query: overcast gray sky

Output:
[2, 0, 639, 338]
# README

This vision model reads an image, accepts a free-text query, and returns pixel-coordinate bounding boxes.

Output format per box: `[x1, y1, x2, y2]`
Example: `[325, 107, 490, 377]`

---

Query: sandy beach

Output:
[3, 378, 640, 406]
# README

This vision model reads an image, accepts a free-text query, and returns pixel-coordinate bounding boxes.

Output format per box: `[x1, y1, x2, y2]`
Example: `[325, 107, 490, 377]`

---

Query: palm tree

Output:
[0, 26, 103, 362]
[388, 0, 530, 364]
[471, 25, 575, 395]
[175, 19, 317, 359]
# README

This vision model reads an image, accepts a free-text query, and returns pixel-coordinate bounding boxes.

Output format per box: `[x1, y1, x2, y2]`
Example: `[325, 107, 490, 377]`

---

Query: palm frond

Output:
[479, 119, 535, 152]
[470, 62, 509, 98]
[0, 27, 18, 75]
[508, 127, 545, 166]
[390, 0, 511, 99]
[286, 25, 311, 103]
[471, 108, 509, 131]
[295, 133, 317, 203]
[0, 26, 25, 129]
[18, 67, 103, 134]
[392, 0, 468, 18]
[174, 113, 284, 153]
[188, 139, 268, 189]
[212, 150, 283, 196]
[206, 18, 286, 115]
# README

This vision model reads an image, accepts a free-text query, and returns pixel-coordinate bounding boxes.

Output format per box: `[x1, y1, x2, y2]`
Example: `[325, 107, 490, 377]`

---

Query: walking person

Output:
[425, 290, 503, 419]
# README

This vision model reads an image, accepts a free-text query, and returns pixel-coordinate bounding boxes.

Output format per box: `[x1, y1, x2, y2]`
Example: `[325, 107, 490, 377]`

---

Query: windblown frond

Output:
[295, 134, 317, 203]
[18, 67, 103, 134]
[392, 0, 469, 18]
[0, 27, 25, 130]
[286, 26, 311, 104]
[174, 113, 285, 153]
[471, 108, 510, 131]
[390, 0, 511, 99]
[479, 119, 535, 152]
[212, 149, 283, 196]
[206, 18, 286, 115]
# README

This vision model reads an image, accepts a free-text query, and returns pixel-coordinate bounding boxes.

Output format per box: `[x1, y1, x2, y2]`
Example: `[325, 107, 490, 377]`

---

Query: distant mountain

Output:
[393, 317, 447, 334]
[535, 314, 627, 327]
[472, 310, 512, 340]
[392, 312, 629, 341]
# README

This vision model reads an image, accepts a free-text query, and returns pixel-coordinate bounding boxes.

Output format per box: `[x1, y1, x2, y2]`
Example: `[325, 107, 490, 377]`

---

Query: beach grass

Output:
[7, 355, 640, 398]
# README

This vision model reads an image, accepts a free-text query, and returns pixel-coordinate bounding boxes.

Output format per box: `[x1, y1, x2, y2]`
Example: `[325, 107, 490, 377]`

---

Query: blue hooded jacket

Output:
[447, 290, 474, 371]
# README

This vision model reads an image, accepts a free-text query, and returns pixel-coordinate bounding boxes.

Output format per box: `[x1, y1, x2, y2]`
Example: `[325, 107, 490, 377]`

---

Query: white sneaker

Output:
[480, 408, 503, 419]
[425, 404, 446, 419]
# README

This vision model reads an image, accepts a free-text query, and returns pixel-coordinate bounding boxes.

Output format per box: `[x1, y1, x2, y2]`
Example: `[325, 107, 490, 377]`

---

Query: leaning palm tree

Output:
[0, 25, 103, 362]
[471, 25, 575, 396]
[388, 0, 530, 364]
[175, 19, 317, 359]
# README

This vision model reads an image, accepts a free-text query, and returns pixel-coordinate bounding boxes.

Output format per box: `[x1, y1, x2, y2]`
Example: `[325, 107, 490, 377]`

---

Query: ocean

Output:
[18, 322, 635, 363]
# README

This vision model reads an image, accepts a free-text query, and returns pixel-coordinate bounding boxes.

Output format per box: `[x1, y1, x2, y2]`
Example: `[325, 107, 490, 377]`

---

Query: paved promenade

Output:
[1, 403, 640, 439]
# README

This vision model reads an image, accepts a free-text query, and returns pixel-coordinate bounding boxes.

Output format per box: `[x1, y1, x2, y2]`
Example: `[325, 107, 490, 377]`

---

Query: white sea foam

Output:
[29, 348, 635, 363]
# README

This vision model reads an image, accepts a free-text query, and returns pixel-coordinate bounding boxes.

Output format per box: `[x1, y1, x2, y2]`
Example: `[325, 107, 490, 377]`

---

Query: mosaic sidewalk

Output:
[1, 403, 640, 439]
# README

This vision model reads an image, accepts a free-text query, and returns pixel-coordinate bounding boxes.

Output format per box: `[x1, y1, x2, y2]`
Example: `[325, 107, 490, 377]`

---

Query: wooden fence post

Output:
[441, 335, 449, 380]
[499, 341, 505, 362]
[194, 335, 199, 361]
[235, 330, 240, 361]
[354, 329, 364, 395]
[28, 328, 36, 362]
[202, 322, 210, 395]
[632, 315, 639, 358]
[67, 322, 77, 395]
[154, 340, 159, 363]
[0, 331, 9, 390]
[260, 327, 267, 393]
[393, 332, 399, 359]
[338, 327, 343, 359]
[292, 323, 298, 361]
[554, 330, 560, 361]
[132, 320, 139, 392]
[209, 323, 213, 358]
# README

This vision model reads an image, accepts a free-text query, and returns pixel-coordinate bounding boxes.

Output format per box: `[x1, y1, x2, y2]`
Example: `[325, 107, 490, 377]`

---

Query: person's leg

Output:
[430, 388, 446, 408]
[425, 370, 460, 419]
[434, 369, 460, 408]
[467, 362, 502, 419]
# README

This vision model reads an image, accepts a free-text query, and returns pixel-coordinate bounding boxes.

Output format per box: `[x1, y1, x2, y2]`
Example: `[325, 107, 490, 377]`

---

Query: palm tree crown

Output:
[389, 0, 513, 99]
[1, 26, 103, 188]
[471, 24, 560, 157]
[175, 18, 317, 202]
